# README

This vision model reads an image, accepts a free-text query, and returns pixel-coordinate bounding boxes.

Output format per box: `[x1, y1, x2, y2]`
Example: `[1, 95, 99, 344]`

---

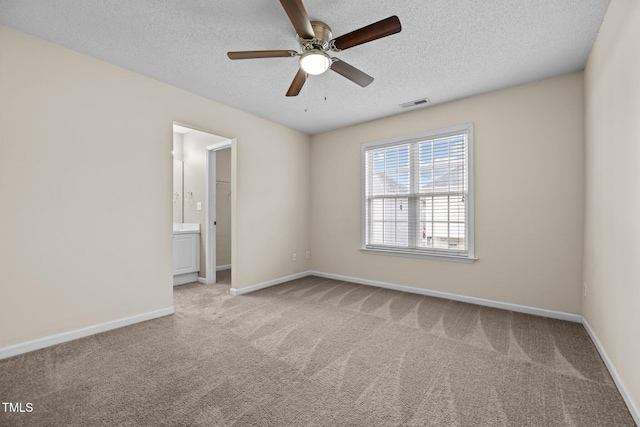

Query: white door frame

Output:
[204, 139, 234, 285]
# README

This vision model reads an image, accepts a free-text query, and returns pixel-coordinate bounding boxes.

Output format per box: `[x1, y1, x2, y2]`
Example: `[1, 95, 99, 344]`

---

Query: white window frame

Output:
[361, 123, 475, 263]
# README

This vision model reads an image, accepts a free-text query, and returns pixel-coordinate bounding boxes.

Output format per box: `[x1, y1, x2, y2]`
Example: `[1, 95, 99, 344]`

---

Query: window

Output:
[362, 124, 474, 262]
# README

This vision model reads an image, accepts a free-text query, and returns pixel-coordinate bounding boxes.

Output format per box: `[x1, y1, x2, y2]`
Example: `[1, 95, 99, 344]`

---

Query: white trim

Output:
[197, 277, 207, 284]
[361, 123, 475, 261]
[229, 269, 581, 323]
[0, 307, 175, 360]
[308, 271, 582, 322]
[466, 123, 475, 258]
[360, 248, 477, 263]
[361, 123, 475, 151]
[205, 138, 235, 286]
[230, 139, 238, 291]
[205, 140, 232, 285]
[229, 271, 310, 296]
[3, 273, 635, 421]
[582, 319, 640, 425]
[216, 264, 231, 271]
[230, 270, 638, 421]
[206, 140, 233, 152]
[172, 121, 231, 140]
[205, 147, 216, 285]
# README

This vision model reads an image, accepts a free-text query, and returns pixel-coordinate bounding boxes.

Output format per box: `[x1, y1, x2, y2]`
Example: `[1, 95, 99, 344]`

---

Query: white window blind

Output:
[362, 124, 474, 261]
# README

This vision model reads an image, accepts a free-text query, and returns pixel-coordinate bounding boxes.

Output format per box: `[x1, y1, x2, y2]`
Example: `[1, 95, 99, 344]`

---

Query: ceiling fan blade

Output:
[286, 68, 307, 97]
[331, 16, 401, 51]
[227, 50, 297, 60]
[330, 59, 374, 87]
[279, 0, 315, 39]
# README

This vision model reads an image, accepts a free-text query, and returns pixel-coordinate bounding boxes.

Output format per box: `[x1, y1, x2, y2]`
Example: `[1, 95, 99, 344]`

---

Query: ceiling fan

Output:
[227, 0, 401, 97]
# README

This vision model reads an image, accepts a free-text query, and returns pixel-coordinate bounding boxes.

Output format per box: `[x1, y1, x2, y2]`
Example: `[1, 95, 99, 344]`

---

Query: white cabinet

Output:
[173, 232, 200, 276]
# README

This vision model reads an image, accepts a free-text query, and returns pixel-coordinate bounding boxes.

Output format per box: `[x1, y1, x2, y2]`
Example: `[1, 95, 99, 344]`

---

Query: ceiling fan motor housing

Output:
[299, 21, 332, 52]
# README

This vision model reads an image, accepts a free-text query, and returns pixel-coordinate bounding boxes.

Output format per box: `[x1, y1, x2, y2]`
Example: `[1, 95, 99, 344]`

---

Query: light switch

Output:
[196, 202, 202, 211]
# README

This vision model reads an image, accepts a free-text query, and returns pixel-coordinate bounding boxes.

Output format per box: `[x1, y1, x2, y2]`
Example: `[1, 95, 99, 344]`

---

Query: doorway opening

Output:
[172, 122, 235, 287]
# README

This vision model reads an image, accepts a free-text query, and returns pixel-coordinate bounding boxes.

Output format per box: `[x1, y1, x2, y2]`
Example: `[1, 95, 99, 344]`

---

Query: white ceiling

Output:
[0, 0, 610, 135]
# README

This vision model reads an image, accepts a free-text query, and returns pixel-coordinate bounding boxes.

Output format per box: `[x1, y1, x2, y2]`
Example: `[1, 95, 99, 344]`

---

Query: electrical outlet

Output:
[583, 281, 587, 297]
[306, 251, 310, 259]
[292, 253, 297, 262]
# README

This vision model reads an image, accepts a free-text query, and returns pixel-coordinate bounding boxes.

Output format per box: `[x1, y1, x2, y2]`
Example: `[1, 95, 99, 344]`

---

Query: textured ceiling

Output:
[0, 0, 610, 134]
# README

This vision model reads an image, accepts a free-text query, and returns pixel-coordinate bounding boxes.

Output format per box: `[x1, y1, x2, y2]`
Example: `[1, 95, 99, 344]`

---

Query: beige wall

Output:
[182, 129, 228, 278]
[0, 25, 311, 348]
[310, 72, 585, 314]
[583, 0, 640, 414]
[216, 148, 232, 267]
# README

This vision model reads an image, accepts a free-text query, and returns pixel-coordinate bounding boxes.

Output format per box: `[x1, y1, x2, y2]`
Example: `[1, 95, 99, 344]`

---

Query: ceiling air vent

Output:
[399, 97, 430, 109]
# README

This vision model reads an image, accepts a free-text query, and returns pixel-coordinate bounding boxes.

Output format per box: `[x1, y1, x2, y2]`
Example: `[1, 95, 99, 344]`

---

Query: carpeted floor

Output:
[0, 271, 635, 426]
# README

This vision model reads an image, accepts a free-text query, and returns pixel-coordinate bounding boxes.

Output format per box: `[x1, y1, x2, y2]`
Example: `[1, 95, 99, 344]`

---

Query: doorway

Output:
[205, 140, 232, 284]
[172, 122, 235, 286]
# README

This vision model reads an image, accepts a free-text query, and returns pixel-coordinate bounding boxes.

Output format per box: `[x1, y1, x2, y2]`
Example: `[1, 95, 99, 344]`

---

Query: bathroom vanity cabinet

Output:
[173, 223, 200, 285]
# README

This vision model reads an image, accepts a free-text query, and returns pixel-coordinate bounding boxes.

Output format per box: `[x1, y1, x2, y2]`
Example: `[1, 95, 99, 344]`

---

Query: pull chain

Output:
[304, 73, 309, 113]
[324, 72, 327, 101]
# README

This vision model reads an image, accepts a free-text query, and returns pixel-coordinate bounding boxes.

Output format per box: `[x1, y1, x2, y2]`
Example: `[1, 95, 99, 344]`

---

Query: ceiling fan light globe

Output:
[299, 51, 330, 75]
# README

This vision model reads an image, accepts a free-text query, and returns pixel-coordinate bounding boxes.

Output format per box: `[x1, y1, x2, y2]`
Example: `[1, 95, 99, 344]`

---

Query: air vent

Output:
[399, 97, 430, 109]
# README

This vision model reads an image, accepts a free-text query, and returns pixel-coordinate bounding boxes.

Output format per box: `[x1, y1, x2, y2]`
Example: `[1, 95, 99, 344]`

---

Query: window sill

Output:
[360, 247, 477, 263]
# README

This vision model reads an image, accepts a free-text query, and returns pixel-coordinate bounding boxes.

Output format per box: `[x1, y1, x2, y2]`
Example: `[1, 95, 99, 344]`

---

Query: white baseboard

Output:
[2, 273, 635, 422]
[0, 306, 175, 360]
[307, 271, 582, 323]
[229, 269, 581, 323]
[229, 270, 640, 421]
[193, 266, 230, 284]
[229, 271, 309, 296]
[582, 319, 639, 425]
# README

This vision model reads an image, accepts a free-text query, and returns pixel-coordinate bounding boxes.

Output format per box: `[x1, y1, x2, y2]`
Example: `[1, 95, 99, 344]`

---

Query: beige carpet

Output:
[0, 271, 635, 426]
